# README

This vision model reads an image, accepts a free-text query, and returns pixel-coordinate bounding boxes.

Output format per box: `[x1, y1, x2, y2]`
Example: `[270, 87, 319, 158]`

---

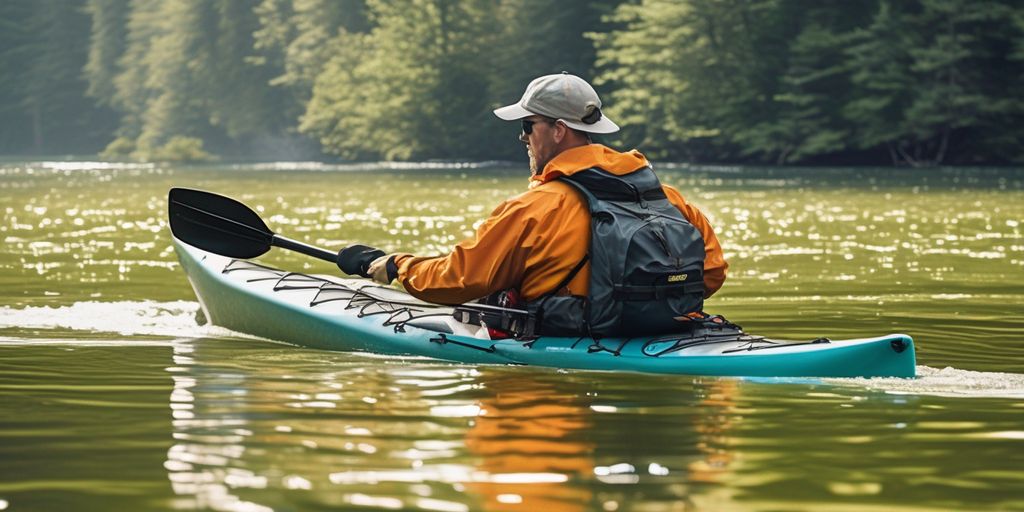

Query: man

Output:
[340, 72, 727, 336]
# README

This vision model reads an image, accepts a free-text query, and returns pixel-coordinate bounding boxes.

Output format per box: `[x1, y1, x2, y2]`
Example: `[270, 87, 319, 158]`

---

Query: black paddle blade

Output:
[168, 187, 274, 259]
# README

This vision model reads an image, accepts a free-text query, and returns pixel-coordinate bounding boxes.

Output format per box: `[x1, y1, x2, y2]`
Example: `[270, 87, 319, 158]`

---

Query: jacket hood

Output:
[532, 144, 649, 184]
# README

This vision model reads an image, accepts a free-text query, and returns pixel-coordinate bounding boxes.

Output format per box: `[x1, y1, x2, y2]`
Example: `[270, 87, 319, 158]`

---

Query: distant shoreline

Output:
[1, 157, 1022, 173]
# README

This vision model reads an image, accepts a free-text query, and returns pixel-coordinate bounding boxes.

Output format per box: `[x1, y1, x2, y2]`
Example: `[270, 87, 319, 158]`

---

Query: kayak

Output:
[172, 237, 916, 377]
[172, 237, 916, 378]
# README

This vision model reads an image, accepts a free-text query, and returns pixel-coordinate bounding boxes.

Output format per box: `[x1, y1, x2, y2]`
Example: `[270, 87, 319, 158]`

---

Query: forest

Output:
[1, 0, 1022, 166]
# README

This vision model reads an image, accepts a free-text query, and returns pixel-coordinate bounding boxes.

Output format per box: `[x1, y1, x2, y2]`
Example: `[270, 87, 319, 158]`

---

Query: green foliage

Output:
[84, 0, 130, 107]
[593, 0, 1024, 165]
[100, 134, 213, 162]
[843, 0, 1024, 165]
[590, 0, 699, 158]
[300, 0, 501, 160]
[207, 0, 285, 141]
[133, 2, 214, 150]
[254, 0, 368, 94]
[771, 5, 871, 163]
[592, 0, 810, 162]
[143, 136, 215, 162]
[111, 0, 162, 139]
[1, 0, 1022, 164]
[0, 1, 33, 150]
[101, 0, 290, 158]
[0, 0, 113, 154]
[99, 136, 135, 159]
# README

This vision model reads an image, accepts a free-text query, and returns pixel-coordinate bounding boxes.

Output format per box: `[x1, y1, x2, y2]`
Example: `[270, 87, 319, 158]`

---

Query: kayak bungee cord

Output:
[720, 338, 831, 354]
[223, 259, 505, 339]
[428, 333, 498, 354]
[225, 259, 457, 334]
[219, 256, 788, 357]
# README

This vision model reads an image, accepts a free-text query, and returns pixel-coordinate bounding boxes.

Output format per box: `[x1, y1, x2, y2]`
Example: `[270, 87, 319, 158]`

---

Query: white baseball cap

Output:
[493, 72, 619, 134]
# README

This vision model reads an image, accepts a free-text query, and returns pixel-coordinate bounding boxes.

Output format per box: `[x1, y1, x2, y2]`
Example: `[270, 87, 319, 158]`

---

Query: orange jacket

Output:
[393, 144, 728, 305]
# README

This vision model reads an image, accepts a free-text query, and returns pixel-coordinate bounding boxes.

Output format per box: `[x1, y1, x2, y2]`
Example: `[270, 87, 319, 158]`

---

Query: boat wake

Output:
[823, 366, 1024, 399]
[0, 300, 220, 339]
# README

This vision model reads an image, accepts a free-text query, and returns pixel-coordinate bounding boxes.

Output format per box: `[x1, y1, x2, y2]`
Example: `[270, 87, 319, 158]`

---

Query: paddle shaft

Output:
[272, 234, 338, 263]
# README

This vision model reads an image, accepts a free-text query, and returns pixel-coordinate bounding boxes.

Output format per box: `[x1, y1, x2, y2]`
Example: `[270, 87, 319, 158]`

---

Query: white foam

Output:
[0, 300, 216, 338]
[825, 365, 1024, 399]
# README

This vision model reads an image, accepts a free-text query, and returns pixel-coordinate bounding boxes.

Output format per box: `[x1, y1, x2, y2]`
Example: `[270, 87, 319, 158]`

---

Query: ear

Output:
[553, 121, 569, 143]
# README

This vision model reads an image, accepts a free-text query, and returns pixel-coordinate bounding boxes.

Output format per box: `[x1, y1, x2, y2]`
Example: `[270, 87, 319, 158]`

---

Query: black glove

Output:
[336, 244, 385, 277]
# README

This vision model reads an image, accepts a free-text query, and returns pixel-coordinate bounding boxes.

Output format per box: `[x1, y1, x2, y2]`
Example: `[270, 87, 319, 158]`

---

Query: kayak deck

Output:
[173, 238, 916, 378]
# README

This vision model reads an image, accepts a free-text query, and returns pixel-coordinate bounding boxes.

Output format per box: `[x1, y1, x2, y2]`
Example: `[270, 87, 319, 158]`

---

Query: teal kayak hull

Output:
[173, 238, 916, 378]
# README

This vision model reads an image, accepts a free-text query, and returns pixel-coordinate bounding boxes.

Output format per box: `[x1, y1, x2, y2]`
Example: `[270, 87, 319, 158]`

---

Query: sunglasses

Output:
[521, 118, 555, 135]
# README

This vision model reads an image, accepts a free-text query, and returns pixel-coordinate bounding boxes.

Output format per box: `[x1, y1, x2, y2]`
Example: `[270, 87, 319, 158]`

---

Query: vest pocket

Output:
[618, 254, 705, 335]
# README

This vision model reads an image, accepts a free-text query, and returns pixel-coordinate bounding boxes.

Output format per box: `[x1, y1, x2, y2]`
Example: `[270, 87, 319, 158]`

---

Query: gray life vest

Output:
[528, 166, 706, 337]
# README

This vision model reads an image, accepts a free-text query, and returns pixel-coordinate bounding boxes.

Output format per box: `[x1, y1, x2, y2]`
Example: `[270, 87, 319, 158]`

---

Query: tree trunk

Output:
[886, 142, 900, 166]
[934, 127, 951, 165]
[895, 141, 921, 168]
[776, 145, 792, 165]
[31, 101, 43, 154]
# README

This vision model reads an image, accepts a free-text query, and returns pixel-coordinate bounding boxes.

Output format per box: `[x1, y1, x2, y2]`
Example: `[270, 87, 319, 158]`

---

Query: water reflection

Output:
[461, 374, 595, 511]
[162, 340, 757, 511]
[154, 335, 1024, 511]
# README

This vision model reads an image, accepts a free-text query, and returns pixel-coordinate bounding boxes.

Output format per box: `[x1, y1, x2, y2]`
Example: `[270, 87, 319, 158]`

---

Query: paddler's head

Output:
[493, 72, 619, 175]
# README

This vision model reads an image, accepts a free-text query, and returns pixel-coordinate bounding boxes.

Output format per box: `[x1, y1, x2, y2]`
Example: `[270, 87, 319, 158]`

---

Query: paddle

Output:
[168, 187, 339, 263]
[169, 187, 530, 318]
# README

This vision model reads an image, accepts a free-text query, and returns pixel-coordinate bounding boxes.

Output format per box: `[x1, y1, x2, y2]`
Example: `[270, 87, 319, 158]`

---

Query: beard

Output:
[528, 146, 551, 175]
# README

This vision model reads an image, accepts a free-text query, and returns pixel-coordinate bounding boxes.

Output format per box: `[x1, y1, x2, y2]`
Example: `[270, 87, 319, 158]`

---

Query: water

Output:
[1, 160, 1022, 511]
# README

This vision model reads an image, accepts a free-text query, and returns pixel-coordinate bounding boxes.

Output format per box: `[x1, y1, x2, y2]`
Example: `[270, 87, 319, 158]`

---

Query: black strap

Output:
[530, 254, 590, 336]
[561, 167, 667, 204]
[541, 254, 589, 300]
[612, 281, 704, 301]
[452, 306, 536, 338]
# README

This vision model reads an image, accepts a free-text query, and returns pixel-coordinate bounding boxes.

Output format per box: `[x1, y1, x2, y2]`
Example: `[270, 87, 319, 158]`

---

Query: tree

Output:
[592, 0, 709, 160]
[593, 0, 792, 162]
[770, 2, 875, 163]
[301, 0, 500, 160]
[3, 0, 1019, 163]
[206, 0, 288, 147]
[253, 0, 369, 121]
[101, 0, 290, 158]
[111, 0, 162, 142]
[846, 0, 1024, 165]
[0, 0, 109, 154]
[84, 0, 130, 107]
[134, 1, 216, 152]
[0, 0, 34, 152]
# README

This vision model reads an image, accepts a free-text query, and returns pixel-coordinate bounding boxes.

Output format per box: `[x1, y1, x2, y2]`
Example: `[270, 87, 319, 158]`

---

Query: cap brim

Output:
[493, 103, 533, 121]
[562, 117, 620, 134]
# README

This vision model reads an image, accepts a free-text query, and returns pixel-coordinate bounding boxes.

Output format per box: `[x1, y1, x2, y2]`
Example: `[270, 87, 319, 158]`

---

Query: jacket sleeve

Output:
[391, 197, 536, 305]
[662, 185, 728, 298]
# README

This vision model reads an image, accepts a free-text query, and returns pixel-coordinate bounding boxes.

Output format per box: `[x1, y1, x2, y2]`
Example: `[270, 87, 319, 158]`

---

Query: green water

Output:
[1, 160, 1022, 511]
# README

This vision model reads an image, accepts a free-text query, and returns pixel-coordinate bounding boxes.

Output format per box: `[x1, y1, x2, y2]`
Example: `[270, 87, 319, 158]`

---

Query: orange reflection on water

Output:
[688, 380, 739, 485]
[464, 377, 595, 512]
